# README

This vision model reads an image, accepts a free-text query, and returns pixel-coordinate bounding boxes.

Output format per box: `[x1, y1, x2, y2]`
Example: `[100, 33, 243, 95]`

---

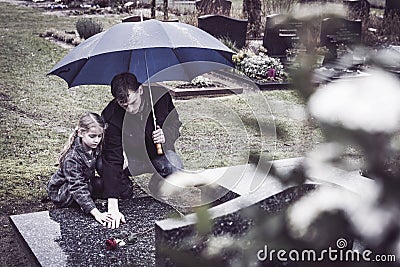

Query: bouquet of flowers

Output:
[232, 46, 288, 82]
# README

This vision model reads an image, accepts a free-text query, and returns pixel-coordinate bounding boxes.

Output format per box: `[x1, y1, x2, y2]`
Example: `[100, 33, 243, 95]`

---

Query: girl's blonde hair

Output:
[58, 112, 106, 165]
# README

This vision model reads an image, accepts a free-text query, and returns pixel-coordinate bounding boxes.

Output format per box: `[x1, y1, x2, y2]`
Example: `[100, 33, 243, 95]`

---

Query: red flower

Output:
[105, 238, 117, 250]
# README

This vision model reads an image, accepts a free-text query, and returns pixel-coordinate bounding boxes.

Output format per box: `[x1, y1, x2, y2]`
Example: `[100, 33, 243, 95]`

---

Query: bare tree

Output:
[164, 0, 168, 20]
[151, 0, 155, 18]
[243, 0, 262, 38]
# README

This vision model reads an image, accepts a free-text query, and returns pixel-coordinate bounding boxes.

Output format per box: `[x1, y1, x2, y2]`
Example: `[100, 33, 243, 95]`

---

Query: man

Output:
[101, 72, 183, 228]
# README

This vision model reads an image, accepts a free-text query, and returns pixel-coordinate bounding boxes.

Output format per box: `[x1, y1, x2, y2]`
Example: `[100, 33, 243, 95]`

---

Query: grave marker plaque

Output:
[320, 17, 362, 60]
[198, 15, 248, 48]
[262, 14, 304, 58]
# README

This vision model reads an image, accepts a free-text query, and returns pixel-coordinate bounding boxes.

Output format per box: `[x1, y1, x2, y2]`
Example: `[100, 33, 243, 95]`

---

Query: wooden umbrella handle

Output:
[156, 143, 163, 155]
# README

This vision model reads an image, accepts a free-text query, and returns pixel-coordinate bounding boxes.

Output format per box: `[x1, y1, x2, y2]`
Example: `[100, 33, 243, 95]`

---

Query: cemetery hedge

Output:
[0, 2, 327, 266]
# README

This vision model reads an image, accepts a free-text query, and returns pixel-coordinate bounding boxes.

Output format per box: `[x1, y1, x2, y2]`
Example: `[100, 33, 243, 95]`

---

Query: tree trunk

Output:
[151, 0, 156, 18]
[243, 0, 262, 38]
[164, 0, 168, 20]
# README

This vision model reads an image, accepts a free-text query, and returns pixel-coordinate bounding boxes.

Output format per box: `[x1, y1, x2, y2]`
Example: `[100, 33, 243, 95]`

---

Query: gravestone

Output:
[298, 0, 328, 2]
[198, 15, 248, 48]
[344, 0, 371, 19]
[195, 0, 231, 16]
[10, 158, 375, 266]
[10, 197, 177, 266]
[320, 17, 362, 60]
[156, 184, 318, 266]
[155, 157, 375, 266]
[384, 0, 400, 18]
[262, 14, 304, 58]
[121, 15, 151, 22]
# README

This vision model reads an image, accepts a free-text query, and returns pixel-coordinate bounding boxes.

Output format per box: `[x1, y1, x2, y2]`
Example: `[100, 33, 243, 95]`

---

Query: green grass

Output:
[0, 2, 322, 205]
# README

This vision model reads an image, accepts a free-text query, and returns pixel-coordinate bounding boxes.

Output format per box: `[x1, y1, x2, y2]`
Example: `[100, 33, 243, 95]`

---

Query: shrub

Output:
[75, 18, 103, 39]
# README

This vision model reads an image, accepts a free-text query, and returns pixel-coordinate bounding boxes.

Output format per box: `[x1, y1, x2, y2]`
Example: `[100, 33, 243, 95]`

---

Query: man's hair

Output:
[111, 72, 141, 102]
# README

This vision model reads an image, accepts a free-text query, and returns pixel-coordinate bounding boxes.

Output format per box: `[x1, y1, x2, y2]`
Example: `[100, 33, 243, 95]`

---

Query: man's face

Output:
[117, 86, 143, 114]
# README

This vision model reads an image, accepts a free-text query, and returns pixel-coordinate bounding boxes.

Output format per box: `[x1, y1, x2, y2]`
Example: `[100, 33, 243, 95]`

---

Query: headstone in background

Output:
[344, 0, 371, 19]
[384, 0, 400, 18]
[366, 0, 385, 8]
[298, 0, 328, 3]
[262, 14, 304, 58]
[198, 15, 248, 48]
[195, 0, 231, 16]
[320, 17, 362, 60]
[122, 15, 151, 22]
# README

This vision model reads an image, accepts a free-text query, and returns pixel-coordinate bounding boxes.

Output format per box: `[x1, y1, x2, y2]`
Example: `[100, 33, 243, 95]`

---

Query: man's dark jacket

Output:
[101, 86, 181, 198]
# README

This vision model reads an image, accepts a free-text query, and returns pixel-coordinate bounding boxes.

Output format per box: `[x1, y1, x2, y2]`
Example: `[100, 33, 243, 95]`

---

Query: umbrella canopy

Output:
[49, 19, 234, 87]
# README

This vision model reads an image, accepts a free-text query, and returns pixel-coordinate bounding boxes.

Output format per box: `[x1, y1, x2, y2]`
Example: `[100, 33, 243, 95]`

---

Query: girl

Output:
[47, 112, 112, 226]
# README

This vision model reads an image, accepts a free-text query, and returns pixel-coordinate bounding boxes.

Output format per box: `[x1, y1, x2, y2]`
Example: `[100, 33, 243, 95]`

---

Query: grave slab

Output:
[155, 157, 375, 266]
[157, 72, 244, 99]
[10, 158, 375, 266]
[10, 197, 177, 267]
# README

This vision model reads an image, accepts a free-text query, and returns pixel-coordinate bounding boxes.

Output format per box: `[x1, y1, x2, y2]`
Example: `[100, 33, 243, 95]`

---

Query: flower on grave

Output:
[267, 68, 276, 78]
[233, 47, 287, 82]
[105, 230, 152, 251]
[105, 238, 126, 250]
[315, 46, 329, 56]
[105, 238, 117, 250]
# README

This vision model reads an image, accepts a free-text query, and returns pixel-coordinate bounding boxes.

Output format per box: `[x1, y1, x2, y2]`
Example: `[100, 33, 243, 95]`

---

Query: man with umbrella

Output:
[100, 72, 183, 228]
[48, 19, 234, 228]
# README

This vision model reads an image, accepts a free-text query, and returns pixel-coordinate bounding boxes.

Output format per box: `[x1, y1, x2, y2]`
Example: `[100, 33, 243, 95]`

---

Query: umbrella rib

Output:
[68, 58, 90, 88]
[171, 48, 193, 81]
[127, 50, 133, 72]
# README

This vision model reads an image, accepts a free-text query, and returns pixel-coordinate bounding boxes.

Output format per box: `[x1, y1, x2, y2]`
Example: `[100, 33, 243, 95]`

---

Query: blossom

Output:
[288, 184, 392, 243]
[308, 69, 400, 133]
[105, 238, 127, 250]
[267, 68, 276, 78]
[105, 238, 117, 250]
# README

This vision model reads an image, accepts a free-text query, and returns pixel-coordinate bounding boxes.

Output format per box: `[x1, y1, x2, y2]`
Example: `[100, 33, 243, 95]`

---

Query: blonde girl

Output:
[47, 112, 112, 226]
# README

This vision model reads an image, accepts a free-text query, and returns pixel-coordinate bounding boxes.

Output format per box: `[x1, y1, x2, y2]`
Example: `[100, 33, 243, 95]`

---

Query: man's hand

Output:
[107, 198, 125, 229]
[152, 125, 165, 144]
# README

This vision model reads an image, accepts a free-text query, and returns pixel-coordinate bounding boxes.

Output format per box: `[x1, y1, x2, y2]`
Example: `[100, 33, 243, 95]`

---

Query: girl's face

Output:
[79, 126, 104, 151]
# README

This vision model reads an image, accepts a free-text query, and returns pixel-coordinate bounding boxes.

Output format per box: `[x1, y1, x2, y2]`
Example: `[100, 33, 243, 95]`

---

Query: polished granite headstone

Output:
[320, 17, 362, 61]
[155, 157, 375, 266]
[10, 197, 177, 267]
[156, 184, 318, 267]
[198, 15, 248, 49]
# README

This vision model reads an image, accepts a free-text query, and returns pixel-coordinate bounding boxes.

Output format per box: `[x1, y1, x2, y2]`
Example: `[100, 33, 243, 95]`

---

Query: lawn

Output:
[0, 1, 322, 266]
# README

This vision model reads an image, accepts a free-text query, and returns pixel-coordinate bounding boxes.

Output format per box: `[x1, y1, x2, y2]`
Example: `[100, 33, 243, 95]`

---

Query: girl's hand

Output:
[152, 125, 165, 144]
[107, 210, 126, 229]
[94, 212, 114, 226]
[90, 208, 113, 226]
[106, 198, 126, 229]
